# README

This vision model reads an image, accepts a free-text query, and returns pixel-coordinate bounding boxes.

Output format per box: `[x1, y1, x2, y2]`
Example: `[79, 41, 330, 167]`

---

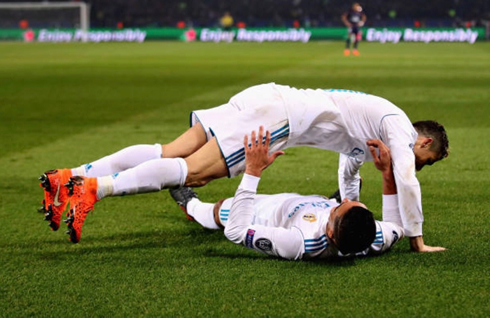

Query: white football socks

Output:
[96, 157, 188, 198]
[72, 144, 163, 177]
[187, 199, 220, 230]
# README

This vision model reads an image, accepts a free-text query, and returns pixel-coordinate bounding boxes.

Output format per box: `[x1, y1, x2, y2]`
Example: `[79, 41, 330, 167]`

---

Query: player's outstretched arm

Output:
[409, 236, 446, 252]
[225, 127, 304, 260]
[367, 139, 446, 253]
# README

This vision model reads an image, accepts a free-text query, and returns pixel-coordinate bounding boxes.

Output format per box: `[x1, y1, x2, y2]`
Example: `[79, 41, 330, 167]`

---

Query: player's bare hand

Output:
[366, 139, 392, 173]
[244, 126, 284, 177]
[410, 236, 446, 252]
[413, 244, 447, 253]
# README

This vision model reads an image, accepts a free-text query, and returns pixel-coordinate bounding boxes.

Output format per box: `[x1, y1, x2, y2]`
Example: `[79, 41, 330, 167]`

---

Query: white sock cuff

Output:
[153, 143, 163, 158]
[175, 157, 188, 186]
[72, 166, 86, 177]
[187, 199, 220, 230]
[96, 176, 114, 199]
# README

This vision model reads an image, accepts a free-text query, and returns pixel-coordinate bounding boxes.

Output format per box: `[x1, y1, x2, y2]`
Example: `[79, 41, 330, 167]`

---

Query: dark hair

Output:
[413, 120, 449, 160]
[334, 206, 376, 254]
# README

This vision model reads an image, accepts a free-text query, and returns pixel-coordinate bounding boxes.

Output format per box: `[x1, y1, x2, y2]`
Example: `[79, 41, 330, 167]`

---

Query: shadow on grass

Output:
[4, 227, 405, 268]
[2, 228, 224, 259]
[202, 248, 359, 268]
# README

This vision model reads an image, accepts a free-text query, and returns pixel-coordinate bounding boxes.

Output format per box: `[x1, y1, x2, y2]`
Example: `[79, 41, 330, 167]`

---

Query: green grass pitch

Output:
[0, 41, 489, 317]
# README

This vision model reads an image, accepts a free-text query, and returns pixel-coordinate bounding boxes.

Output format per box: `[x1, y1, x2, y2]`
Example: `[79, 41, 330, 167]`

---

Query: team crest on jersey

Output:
[302, 213, 317, 223]
[348, 147, 364, 158]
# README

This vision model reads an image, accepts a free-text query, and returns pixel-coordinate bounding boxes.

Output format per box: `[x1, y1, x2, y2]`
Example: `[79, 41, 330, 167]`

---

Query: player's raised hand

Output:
[366, 139, 392, 173]
[244, 126, 284, 177]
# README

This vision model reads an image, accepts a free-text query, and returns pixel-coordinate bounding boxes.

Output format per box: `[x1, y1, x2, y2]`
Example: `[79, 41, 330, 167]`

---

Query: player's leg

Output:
[344, 29, 352, 56]
[38, 143, 164, 231]
[39, 123, 208, 232]
[161, 122, 208, 159]
[60, 84, 287, 242]
[183, 138, 229, 187]
[169, 186, 224, 229]
[352, 27, 360, 56]
[99, 136, 227, 196]
[40, 143, 163, 230]
[54, 97, 242, 242]
[70, 144, 163, 177]
[72, 123, 207, 177]
[64, 137, 228, 243]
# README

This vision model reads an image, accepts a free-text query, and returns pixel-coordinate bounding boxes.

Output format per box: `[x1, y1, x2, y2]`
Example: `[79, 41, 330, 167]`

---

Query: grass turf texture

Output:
[0, 41, 489, 317]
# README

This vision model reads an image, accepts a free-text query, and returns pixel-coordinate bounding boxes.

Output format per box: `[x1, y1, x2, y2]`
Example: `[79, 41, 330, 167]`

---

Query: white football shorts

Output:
[191, 83, 290, 177]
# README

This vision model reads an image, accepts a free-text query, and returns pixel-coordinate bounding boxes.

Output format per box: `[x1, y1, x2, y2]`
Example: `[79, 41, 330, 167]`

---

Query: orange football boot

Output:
[353, 49, 360, 56]
[344, 49, 351, 56]
[39, 169, 73, 231]
[64, 176, 99, 243]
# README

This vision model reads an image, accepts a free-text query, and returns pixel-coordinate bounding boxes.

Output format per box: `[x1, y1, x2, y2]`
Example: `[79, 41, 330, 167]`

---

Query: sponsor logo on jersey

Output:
[302, 213, 317, 223]
[245, 229, 255, 249]
[255, 238, 273, 252]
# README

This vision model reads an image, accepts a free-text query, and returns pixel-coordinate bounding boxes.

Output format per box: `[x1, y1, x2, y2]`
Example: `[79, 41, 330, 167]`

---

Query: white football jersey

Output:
[223, 174, 404, 260]
[193, 83, 423, 237]
[276, 84, 423, 237]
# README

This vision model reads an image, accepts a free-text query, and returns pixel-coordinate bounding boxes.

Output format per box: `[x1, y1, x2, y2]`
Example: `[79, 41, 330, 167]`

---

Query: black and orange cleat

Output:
[64, 176, 99, 243]
[38, 169, 73, 231]
[169, 187, 198, 221]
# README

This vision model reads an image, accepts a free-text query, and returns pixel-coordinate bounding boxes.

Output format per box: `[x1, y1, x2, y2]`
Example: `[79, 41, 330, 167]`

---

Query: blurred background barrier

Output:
[0, 0, 487, 42]
[0, 26, 485, 43]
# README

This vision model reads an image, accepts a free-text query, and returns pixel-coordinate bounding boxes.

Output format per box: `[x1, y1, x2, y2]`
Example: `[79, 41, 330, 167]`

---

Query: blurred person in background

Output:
[341, 3, 366, 56]
[220, 11, 234, 31]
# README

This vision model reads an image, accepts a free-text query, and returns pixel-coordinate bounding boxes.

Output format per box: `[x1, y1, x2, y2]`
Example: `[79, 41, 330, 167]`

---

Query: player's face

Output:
[413, 137, 441, 171]
[414, 148, 440, 171]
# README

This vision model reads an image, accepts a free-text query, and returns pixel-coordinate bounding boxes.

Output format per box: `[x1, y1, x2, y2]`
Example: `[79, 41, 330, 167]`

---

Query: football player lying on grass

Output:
[169, 128, 404, 260]
[38, 83, 448, 250]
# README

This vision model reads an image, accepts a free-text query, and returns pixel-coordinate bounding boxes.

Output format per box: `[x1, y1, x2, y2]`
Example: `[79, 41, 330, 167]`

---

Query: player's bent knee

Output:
[183, 173, 211, 188]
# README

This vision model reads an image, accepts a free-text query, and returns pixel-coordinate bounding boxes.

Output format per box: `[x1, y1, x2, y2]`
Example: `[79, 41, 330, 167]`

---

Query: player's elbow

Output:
[224, 225, 244, 245]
